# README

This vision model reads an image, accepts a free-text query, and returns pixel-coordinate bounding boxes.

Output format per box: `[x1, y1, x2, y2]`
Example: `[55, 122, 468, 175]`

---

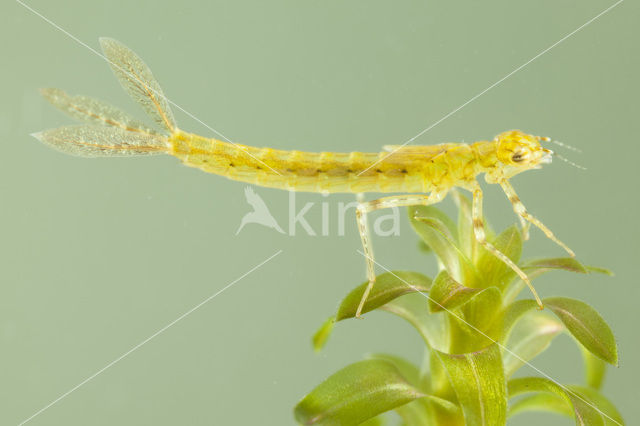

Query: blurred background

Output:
[1, 0, 637, 424]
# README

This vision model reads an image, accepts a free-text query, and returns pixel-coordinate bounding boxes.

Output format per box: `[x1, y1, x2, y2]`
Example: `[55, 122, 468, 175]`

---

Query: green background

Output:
[1, 0, 637, 424]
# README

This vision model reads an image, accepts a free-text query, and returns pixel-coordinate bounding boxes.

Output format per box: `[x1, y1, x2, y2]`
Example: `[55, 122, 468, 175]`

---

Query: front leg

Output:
[471, 184, 543, 309]
[500, 180, 575, 257]
[518, 215, 531, 241]
[355, 192, 445, 318]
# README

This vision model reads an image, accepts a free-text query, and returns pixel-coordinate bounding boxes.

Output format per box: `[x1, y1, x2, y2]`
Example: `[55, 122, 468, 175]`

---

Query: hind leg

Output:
[355, 192, 445, 318]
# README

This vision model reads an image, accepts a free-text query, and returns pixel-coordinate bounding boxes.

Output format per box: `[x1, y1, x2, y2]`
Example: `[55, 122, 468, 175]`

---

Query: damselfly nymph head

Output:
[494, 130, 553, 177]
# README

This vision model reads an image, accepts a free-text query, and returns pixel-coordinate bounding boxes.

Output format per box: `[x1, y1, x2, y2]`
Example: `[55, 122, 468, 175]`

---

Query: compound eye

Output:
[512, 152, 526, 163]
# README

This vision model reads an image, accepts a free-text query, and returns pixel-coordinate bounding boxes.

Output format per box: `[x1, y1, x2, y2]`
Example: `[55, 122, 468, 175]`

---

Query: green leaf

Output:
[544, 297, 618, 365]
[294, 359, 425, 425]
[380, 293, 446, 350]
[581, 344, 607, 390]
[428, 350, 458, 404]
[508, 377, 622, 425]
[586, 265, 614, 276]
[451, 190, 475, 260]
[501, 299, 539, 343]
[508, 392, 572, 418]
[409, 206, 461, 278]
[433, 344, 506, 426]
[503, 312, 563, 377]
[366, 353, 424, 390]
[311, 272, 431, 350]
[395, 400, 432, 426]
[312, 316, 335, 352]
[502, 298, 618, 367]
[505, 258, 613, 304]
[418, 240, 432, 254]
[448, 287, 503, 353]
[358, 415, 386, 426]
[294, 359, 459, 426]
[569, 386, 625, 426]
[451, 190, 489, 287]
[508, 377, 600, 425]
[522, 257, 588, 274]
[428, 270, 480, 313]
[395, 397, 462, 426]
[504, 257, 586, 305]
[451, 190, 494, 263]
[413, 205, 459, 238]
[335, 271, 431, 321]
[476, 225, 523, 288]
[425, 351, 466, 426]
[410, 205, 481, 286]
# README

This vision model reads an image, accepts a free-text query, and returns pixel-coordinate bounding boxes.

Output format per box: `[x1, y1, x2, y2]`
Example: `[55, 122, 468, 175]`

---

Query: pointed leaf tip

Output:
[428, 270, 479, 313]
[477, 224, 523, 287]
[335, 271, 431, 320]
[408, 205, 462, 277]
[508, 377, 624, 425]
[544, 297, 618, 366]
[522, 257, 588, 274]
[312, 316, 335, 352]
[586, 265, 615, 276]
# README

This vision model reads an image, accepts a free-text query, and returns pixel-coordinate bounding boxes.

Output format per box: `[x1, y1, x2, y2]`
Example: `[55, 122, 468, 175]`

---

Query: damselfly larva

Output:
[33, 38, 575, 317]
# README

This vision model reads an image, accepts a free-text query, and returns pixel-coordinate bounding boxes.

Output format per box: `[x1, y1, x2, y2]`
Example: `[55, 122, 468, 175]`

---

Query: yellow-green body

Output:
[170, 130, 500, 194]
[34, 37, 574, 314]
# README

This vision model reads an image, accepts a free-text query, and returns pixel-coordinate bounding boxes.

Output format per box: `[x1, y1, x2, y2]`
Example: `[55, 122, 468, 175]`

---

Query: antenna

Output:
[550, 139, 582, 153]
[537, 135, 582, 153]
[554, 152, 587, 170]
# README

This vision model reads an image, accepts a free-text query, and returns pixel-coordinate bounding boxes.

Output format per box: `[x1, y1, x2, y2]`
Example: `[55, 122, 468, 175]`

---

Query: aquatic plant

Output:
[295, 192, 622, 425]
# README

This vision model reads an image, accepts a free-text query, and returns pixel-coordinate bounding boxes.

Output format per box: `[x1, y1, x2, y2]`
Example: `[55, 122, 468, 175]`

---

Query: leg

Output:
[355, 192, 445, 318]
[472, 185, 544, 309]
[500, 180, 575, 257]
[518, 215, 531, 240]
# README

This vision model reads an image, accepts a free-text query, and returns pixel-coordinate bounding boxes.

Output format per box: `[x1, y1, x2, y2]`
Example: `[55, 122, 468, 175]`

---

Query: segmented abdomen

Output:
[169, 131, 480, 194]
